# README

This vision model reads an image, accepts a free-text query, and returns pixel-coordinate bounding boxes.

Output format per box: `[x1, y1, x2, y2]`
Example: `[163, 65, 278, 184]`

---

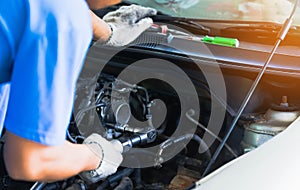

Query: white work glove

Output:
[80, 133, 123, 184]
[103, 4, 157, 46]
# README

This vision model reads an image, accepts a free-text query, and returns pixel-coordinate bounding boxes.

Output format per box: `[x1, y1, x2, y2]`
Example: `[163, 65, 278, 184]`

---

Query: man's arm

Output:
[4, 131, 99, 181]
[86, 0, 121, 42]
[90, 10, 112, 42]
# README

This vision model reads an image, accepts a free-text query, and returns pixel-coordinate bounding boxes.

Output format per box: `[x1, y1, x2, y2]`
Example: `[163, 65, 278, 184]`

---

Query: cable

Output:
[185, 110, 238, 158]
[155, 133, 210, 167]
[201, 0, 299, 178]
[75, 102, 106, 125]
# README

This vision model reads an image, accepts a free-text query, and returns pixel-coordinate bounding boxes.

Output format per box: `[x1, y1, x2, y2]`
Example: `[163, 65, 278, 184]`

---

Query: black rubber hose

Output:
[132, 169, 143, 189]
[113, 177, 133, 190]
[96, 168, 134, 190]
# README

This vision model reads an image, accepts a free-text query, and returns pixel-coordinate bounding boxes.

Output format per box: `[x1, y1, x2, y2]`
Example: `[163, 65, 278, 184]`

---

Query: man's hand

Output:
[80, 133, 123, 184]
[103, 4, 157, 46]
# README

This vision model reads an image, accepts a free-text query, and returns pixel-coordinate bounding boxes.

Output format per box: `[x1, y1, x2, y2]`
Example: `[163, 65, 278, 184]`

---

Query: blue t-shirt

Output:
[0, 0, 92, 145]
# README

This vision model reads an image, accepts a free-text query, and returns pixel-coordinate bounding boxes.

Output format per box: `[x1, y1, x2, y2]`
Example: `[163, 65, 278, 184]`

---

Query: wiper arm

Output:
[174, 19, 211, 33]
[222, 21, 300, 34]
[152, 15, 211, 34]
[220, 22, 300, 45]
[222, 23, 283, 35]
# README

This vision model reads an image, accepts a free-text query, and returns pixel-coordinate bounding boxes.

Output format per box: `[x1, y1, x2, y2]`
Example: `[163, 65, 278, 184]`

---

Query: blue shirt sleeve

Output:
[0, 83, 10, 137]
[4, 0, 92, 146]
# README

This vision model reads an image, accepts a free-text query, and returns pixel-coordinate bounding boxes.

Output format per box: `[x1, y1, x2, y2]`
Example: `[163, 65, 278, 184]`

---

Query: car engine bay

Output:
[29, 2, 300, 190]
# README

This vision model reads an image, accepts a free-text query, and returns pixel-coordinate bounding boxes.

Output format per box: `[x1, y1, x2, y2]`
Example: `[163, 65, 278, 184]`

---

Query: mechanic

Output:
[0, 0, 156, 188]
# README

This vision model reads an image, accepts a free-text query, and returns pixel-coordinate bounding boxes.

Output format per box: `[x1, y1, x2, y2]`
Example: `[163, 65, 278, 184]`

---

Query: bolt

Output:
[147, 131, 156, 140]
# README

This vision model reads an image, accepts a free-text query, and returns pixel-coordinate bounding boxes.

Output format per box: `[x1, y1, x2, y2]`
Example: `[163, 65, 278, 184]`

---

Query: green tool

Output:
[172, 34, 239, 47]
[202, 35, 239, 47]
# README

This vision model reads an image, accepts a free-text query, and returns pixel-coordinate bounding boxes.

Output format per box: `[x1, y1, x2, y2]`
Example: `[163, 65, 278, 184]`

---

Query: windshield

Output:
[128, 0, 300, 25]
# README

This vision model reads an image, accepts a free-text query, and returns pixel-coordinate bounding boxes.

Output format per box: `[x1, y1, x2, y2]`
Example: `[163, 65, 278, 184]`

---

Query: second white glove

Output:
[80, 133, 123, 184]
[103, 4, 157, 46]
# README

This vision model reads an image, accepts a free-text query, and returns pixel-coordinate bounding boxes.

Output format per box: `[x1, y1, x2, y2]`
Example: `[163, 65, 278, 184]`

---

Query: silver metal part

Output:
[242, 99, 300, 153]
[112, 101, 131, 125]
[30, 182, 46, 190]
[120, 128, 157, 152]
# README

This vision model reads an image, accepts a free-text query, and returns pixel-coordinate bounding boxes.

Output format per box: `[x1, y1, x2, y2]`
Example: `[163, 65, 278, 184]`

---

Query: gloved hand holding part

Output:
[80, 133, 123, 184]
[102, 4, 157, 46]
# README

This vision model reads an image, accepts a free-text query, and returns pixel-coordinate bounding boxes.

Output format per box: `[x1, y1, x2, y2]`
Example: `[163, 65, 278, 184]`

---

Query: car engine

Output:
[29, 4, 300, 189]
